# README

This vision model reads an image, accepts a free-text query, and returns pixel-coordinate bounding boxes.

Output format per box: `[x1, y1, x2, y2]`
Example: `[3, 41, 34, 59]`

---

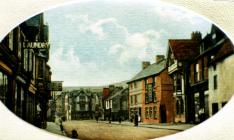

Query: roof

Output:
[169, 39, 199, 61]
[212, 39, 234, 63]
[106, 88, 128, 100]
[128, 60, 166, 83]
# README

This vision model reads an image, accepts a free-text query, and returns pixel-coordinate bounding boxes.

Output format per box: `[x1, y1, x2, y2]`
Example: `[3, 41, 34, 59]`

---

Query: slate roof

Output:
[169, 39, 199, 61]
[128, 60, 166, 83]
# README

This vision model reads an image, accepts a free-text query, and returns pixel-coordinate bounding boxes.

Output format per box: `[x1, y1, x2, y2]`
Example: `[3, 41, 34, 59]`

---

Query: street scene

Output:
[1, 0, 234, 140]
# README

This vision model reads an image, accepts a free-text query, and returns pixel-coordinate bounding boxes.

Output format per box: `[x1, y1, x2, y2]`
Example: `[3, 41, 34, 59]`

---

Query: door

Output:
[160, 104, 167, 123]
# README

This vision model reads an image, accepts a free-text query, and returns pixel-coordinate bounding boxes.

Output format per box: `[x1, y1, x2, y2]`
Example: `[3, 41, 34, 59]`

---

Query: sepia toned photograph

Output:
[0, 0, 234, 139]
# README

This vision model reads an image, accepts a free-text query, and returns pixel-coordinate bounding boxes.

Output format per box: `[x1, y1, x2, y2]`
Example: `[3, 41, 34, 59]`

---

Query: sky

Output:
[44, 0, 211, 87]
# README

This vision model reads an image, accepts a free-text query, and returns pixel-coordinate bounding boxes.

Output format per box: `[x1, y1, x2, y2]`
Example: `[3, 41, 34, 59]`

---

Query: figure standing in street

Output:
[59, 118, 64, 134]
[71, 130, 78, 139]
[95, 111, 99, 123]
[134, 113, 138, 126]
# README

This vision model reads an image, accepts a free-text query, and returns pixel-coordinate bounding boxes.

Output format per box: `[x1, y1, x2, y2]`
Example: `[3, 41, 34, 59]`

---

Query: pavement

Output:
[98, 120, 195, 131]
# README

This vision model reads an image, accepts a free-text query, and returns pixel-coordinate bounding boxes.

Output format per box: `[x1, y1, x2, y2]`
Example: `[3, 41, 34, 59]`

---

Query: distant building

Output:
[128, 55, 174, 123]
[104, 86, 129, 121]
[59, 89, 102, 120]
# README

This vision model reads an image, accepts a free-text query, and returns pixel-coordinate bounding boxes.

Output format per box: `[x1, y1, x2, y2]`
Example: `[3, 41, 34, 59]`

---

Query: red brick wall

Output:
[142, 69, 174, 123]
[159, 70, 174, 123]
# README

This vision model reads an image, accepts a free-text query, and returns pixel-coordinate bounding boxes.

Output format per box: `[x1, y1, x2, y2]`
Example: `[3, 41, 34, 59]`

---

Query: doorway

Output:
[160, 104, 167, 123]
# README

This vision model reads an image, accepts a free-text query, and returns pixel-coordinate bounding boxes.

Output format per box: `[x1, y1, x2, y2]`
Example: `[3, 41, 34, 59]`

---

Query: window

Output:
[176, 98, 184, 115]
[174, 74, 181, 92]
[80, 104, 85, 111]
[8, 32, 13, 51]
[131, 96, 133, 105]
[213, 64, 216, 71]
[38, 59, 44, 78]
[135, 95, 137, 104]
[24, 49, 28, 71]
[149, 107, 153, 118]
[134, 82, 137, 88]
[176, 75, 181, 91]
[145, 107, 149, 119]
[145, 83, 153, 103]
[222, 102, 227, 107]
[195, 63, 200, 82]
[212, 103, 218, 115]
[214, 75, 217, 90]
[153, 106, 157, 119]
[79, 95, 86, 102]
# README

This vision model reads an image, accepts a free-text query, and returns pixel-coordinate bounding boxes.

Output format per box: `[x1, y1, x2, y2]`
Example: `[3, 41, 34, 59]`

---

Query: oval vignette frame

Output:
[0, 0, 234, 140]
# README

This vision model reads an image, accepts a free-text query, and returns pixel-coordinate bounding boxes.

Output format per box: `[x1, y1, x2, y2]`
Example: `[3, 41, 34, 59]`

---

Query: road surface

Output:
[63, 120, 179, 140]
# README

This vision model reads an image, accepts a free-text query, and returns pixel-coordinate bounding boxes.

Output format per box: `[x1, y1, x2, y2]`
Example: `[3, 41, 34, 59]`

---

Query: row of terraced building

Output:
[128, 25, 234, 124]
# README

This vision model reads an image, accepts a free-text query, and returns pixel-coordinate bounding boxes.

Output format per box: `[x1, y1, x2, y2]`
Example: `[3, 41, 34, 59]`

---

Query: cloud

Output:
[153, 2, 206, 25]
[65, 14, 128, 40]
[108, 29, 167, 64]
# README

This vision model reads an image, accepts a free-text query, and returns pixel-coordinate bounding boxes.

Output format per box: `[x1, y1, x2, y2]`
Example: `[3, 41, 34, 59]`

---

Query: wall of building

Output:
[141, 70, 174, 124]
[158, 70, 174, 123]
[208, 54, 234, 116]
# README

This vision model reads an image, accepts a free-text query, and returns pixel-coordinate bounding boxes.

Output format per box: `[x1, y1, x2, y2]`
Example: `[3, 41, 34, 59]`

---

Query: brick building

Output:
[128, 55, 174, 123]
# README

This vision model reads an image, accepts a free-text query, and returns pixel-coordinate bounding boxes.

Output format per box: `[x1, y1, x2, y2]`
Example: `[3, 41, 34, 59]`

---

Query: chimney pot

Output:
[142, 61, 150, 70]
[156, 55, 165, 63]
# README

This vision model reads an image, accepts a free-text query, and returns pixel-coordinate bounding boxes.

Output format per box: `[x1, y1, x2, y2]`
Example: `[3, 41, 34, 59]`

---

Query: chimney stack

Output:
[142, 61, 150, 70]
[156, 55, 165, 63]
[191, 31, 202, 41]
